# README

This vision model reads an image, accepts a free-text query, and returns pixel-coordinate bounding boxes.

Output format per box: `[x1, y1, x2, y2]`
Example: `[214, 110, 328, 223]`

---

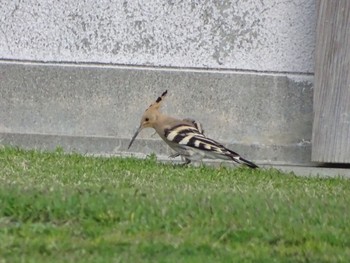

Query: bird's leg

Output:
[169, 153, 180, 158]
[181, 158, 191, 166]
[169, 153, 191, 165]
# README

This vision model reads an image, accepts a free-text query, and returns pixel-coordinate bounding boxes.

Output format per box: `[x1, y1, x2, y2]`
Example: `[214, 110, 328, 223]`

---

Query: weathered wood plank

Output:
[312, 0, 350, 163]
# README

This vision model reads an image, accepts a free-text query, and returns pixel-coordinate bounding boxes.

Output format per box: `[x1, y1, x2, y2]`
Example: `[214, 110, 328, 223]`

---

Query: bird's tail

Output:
[227, 149, 259, 169]
[237, 156, 259, 169]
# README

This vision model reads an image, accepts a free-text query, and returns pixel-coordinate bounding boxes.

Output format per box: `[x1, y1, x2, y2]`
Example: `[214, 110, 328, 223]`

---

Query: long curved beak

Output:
[128, 126, 142, 149]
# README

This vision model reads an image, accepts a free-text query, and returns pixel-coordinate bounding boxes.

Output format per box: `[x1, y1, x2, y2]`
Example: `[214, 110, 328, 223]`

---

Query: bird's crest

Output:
[146, 90, 167, 111]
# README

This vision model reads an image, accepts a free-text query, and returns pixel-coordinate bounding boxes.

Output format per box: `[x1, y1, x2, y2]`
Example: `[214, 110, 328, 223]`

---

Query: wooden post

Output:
[312, 0, 350, 163]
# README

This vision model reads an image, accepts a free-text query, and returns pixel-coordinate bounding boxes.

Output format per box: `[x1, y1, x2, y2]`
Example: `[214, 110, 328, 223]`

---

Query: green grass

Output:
[0, 146, 350, 263]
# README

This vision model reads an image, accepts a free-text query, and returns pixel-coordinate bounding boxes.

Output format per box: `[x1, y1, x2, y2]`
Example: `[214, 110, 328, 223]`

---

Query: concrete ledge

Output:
[2, 132, 349, 178]
[1, 132, 311, 166]
[272, 165, 350, 179]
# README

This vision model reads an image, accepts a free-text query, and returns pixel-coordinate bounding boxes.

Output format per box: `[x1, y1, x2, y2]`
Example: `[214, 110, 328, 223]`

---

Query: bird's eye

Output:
[145, 118, 149, 122]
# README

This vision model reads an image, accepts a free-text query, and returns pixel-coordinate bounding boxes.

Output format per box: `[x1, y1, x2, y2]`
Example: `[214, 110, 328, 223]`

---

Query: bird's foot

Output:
[181, 159, 191, 166]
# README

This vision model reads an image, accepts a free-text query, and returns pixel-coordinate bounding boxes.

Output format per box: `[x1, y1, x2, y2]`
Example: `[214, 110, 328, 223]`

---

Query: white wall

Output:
[0, 0, 316, 73]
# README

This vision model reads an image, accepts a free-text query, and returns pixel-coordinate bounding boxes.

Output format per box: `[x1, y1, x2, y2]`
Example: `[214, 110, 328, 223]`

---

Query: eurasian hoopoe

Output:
[168, 118, 204, 163]
[128, 90, 258, 169]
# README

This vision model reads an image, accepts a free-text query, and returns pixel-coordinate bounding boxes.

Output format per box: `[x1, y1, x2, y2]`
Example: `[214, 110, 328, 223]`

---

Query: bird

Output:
[168, 118, 204, 163]
[128, 90, 258, 169]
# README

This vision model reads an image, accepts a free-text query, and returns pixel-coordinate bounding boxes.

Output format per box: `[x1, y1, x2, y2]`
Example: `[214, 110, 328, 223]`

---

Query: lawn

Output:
[0, 146, 349, 263]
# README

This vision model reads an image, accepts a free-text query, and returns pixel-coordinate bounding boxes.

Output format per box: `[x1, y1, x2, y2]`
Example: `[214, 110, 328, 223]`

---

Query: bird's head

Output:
[128, 90, 167, 149]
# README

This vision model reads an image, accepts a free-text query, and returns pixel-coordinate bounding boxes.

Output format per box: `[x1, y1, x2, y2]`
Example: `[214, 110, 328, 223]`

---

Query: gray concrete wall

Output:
[0, 0, 316, 165]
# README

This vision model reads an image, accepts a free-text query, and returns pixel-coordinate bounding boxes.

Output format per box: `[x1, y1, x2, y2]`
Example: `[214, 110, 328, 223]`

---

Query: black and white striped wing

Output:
[164, 124, 258, 168]
[164, 124, 238, 157]
[182, 118, 204, 134]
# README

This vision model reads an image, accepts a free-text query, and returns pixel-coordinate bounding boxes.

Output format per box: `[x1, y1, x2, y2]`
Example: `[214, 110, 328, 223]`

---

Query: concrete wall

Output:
[1, 0, 315, 72]
[0, 0, 316, 165]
